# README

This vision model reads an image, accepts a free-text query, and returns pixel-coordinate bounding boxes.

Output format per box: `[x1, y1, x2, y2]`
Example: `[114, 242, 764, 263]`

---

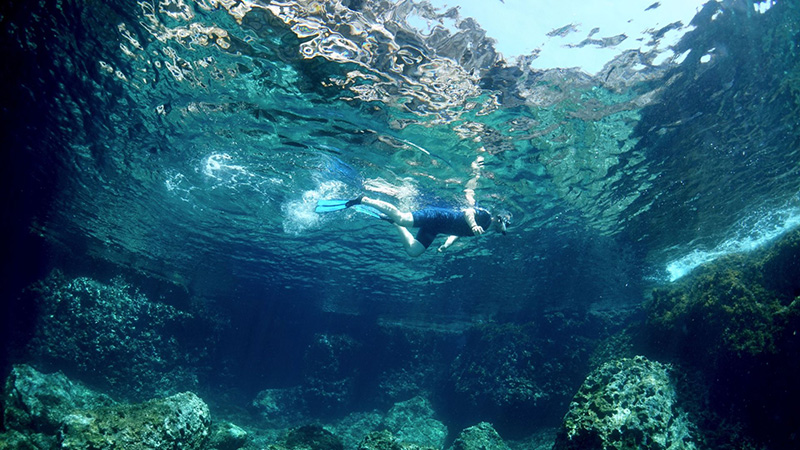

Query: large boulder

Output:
[282, 425, 344, 450]
[208, 421, 249, 450]
[25, 272, 208, 400]
[553, 356, 697, 450]
[356, 430, 437, 450]
[2, 364, 114, 434]
[383, 396, 447, 449]
[448, 422, 509, 450]
[59, 391, 211, 449]
[303, 333, 362, 416]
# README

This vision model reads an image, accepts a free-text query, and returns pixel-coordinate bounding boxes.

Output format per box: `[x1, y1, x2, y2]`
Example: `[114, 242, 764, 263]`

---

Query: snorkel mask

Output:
[495, 212, 511, 235]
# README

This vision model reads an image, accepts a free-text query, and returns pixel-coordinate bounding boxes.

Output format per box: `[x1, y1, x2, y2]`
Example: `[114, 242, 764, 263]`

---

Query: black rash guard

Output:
[410, 207, 492, 248]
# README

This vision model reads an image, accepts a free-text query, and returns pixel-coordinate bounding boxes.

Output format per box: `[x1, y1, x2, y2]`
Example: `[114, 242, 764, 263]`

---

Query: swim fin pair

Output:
[315, 197, 387, 220]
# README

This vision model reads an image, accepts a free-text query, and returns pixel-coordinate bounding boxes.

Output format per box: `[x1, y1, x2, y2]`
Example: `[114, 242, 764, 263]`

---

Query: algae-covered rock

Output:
[25, 271, 207, 400]
[326, 411, 384, 450]
[0, 429, 54, 450]
[2, 364, 114, 435]
[448, 422, 509, 450]
[303, 334, 362, 416]
[447, 317, 595, 428]
[357, 431, 404, 450]
[553, 356, 697, 450]
[357, 430, 437, 450]
[449, 323, 547, 409]
[646, 228, 800, 364]
[283, 425, 344, 450]
[208, 421, 249, 450]
[642, 228, 800, 448]
[59, 391, 211, 449]
[383, 396, 447, 449]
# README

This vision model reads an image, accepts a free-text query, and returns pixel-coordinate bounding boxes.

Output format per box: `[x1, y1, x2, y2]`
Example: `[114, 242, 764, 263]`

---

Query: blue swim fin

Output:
[314, 199, 350, 213]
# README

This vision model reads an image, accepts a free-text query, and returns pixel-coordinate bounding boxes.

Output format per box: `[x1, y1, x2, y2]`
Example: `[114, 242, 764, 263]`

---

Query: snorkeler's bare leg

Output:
[393, 224, 426, 257]
[361, 196, 414, 226]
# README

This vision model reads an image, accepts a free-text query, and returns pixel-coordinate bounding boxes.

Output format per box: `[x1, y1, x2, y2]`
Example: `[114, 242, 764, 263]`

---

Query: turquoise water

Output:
[11, 0, 794, 318]
[2, 0, 800, 445]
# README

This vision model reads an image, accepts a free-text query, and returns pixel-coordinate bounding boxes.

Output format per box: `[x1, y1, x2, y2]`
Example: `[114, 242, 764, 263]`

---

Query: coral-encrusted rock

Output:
[448, 422, 509, 450]
[553, 357, 697, 450]
[383, 396, 447, 449]
[59, 391, 211, 449]
[2, 364, 114, 435]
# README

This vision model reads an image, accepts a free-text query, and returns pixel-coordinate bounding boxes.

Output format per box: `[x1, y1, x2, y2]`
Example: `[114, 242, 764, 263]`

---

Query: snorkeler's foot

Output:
[345, 195, 363, 208]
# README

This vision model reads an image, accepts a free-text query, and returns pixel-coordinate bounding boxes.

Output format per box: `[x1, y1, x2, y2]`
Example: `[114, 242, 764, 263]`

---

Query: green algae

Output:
[554, 356, 697, 450]
[646, 229, 800, 362]
[448, 422, 509, 450]
[59, 392, 211, 450]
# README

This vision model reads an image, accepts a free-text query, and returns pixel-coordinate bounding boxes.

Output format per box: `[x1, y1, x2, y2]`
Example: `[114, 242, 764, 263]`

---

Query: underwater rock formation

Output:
[642, 228, 800, 447]
[0, 365, 248, 450]
[253, 386, 309, 428]
[208, 421, 249, 450]
[24, 271, 210, 400]
[303, 333, 362, 416]
[1, 364, 116, 449]
[646, 229, 800, 364]
[280, 425, 345, 450]
[553, 356, 697, 450]
[447, 318, 594, 431]
[60, 391, 211, 449]
[383, 396, 447, 449]
[356, 430, 437, 450]
[448, 422, 509, 450]
[2, 364, 114, 435]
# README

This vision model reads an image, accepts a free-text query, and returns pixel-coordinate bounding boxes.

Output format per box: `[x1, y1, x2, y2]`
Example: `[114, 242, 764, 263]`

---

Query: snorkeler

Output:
[315, 154, 509, 256]
[314, 195, 510, 257]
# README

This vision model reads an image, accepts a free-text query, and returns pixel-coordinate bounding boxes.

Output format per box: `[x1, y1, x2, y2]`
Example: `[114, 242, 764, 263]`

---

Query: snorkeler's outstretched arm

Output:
[464, 208, 485, 235]
[437, 235, 459, 253]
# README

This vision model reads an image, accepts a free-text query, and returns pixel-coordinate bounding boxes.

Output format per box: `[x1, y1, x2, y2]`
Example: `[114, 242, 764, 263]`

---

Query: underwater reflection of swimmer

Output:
[315, 195, 511, 257]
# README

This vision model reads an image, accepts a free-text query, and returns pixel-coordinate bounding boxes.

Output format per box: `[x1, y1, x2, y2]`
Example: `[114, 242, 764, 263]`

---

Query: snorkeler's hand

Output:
[437, 245, 446, 253]
[472, 225, 485, 236]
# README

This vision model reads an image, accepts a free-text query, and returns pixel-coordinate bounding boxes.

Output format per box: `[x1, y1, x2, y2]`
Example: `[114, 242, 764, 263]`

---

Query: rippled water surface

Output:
[3, 0, 800, 322]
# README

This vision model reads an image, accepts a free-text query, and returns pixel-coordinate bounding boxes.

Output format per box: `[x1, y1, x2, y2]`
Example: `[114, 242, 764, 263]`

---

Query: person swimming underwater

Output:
[315, 195, 511, 257]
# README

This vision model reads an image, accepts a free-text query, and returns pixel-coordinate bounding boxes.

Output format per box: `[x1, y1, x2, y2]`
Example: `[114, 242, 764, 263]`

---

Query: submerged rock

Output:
[642, 228, 800, 447]
[447, 317, 598, 431]
[2, 364, 114, 435]
[448, 422, 509, 450]
[356, 430, 436, 450]
[325, 411, 384, 450]
[303, 334, 362, 416]
[1, 364, 251, 450]
[282, 425, 344, 450]
[383, 397, 447, 449]
[25, 271, 208, 400]
[59, 391, 211, 449]
[553, 356, 697, 450]
[253, 387, 309, 427]
[0, 429, 54, 450]
[208, 421, 249, 450]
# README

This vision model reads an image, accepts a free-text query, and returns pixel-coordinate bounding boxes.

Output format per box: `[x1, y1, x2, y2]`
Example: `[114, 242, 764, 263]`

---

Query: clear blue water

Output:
[11, 0, 796, 316]
[2, 0, 800, 444]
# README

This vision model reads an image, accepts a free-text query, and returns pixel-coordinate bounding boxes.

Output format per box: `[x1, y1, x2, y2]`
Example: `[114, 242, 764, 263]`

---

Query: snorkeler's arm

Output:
[438, 235, 459, 252]
[464, 208, 485, 235]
